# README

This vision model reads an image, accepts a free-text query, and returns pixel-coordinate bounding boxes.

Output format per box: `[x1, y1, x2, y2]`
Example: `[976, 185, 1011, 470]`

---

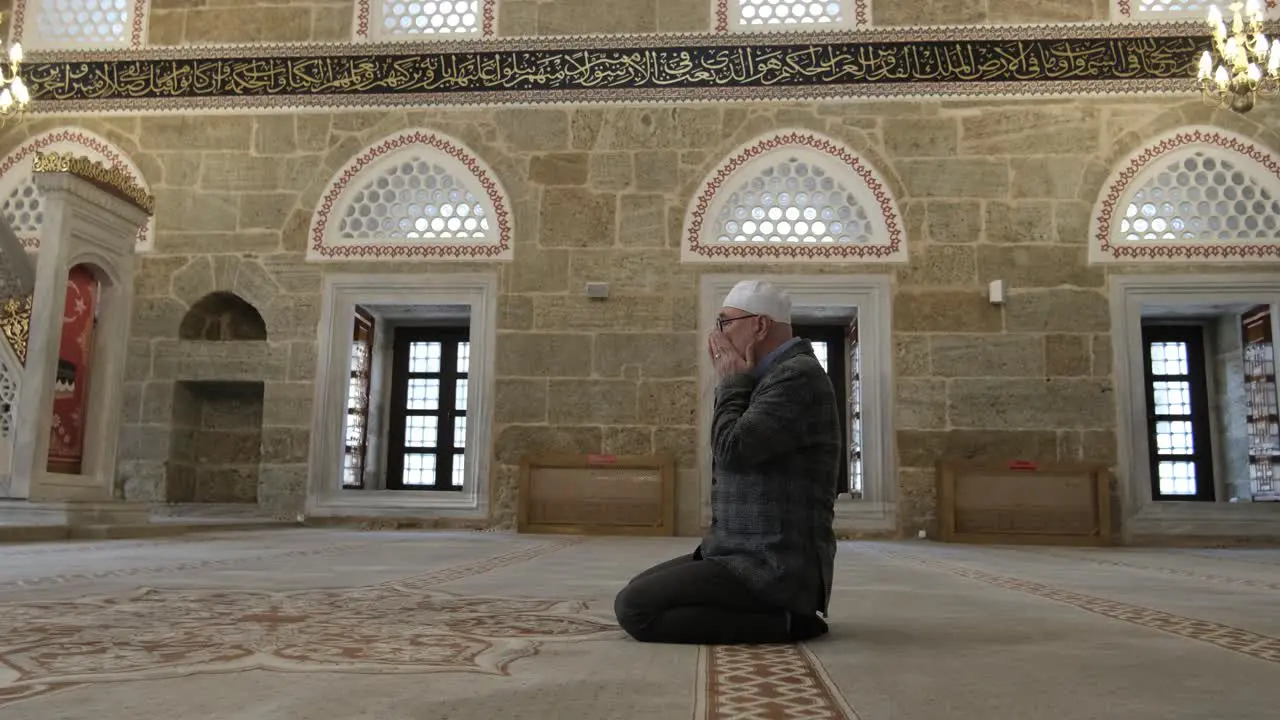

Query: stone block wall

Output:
[3, 94, 1277, 532]
[166, 380, 265, 503]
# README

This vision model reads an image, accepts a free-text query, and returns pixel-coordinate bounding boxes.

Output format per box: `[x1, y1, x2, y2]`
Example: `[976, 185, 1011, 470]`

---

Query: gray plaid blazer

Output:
[700, 339, 842, 616]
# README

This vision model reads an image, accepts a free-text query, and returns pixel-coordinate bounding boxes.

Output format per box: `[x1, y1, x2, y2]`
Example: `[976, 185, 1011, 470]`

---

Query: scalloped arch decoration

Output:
[1089, 126, 1280, 263]
[0, 128, 155, 253]
[682, 130, 906, 264]
[308, 129, 513, 262]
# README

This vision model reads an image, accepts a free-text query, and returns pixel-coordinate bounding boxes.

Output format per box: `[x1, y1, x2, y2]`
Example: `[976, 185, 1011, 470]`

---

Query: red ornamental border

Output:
[355, 0, 497, 40]
[0, 129, 152, 248]
[311, 131, 512, 260]
[1095, 130, 1280, 261]
[686, 131, 902, 260]
[11, 0, 149, 47]
[714, 0, 870, 33]
[1116, 0, 1277, 18]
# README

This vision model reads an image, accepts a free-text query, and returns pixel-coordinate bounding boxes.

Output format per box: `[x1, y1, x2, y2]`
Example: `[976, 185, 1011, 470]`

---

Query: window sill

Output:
[1127, 500, 1280, 538]
[307, 489, 484, 520]
[834, 498, 895, 532]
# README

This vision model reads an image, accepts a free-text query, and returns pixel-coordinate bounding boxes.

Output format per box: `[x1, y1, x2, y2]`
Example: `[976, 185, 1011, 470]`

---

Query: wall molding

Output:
[308, 128, 514, 262]
[1110, 273, 1280, 539]
[306, 272, 499, 521]
[683, 129, 907, 263]
[18, 22, 1212, 113]
[1090, 126, 1280, 264]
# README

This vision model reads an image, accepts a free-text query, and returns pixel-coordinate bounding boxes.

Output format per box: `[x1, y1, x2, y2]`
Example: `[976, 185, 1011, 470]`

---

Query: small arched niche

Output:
[178, 292, 268, 341]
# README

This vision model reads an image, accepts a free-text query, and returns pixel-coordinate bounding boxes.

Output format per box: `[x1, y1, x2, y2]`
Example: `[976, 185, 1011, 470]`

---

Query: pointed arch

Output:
[308, 129, 512, 262]
[682, 130, 906, 264]
[1090, 126, 1280, 263]
[0, 127, 155, 253]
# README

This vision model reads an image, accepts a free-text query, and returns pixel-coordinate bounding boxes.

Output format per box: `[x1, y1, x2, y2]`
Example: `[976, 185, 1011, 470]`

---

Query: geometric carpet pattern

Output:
[3, 530, 1280, 719]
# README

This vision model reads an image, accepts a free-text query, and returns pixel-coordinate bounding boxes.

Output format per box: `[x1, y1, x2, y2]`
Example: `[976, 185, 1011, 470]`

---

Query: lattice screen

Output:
[1132, 0, 1210, 18]
[379, 0, 481, 35]
[2, 181, 43, 239]
[337, 158, 493, 242]
[711, 157, 876, 246]
[1120, 150, 1280, 244]
[0, 357, 18, 439]
[343, 313, 374, 489]
[1243, 307, 1280, 501]
[736, 0, 845, 25]
[27, 0, 138, 47]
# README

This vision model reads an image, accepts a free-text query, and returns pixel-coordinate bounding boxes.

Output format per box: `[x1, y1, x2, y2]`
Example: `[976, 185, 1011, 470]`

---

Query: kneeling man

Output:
[614, 279, 841, 644]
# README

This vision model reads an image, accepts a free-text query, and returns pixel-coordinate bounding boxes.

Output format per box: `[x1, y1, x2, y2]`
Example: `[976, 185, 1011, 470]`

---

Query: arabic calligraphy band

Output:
[22, 36, 1204, 106]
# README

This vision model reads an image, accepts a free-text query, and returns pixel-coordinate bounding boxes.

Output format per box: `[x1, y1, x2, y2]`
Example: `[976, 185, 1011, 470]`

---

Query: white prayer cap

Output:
[722, 279, 791, 324]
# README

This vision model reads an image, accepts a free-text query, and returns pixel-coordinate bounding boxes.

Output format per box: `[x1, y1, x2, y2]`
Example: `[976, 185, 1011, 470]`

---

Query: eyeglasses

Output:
[716, 314, 758, 332]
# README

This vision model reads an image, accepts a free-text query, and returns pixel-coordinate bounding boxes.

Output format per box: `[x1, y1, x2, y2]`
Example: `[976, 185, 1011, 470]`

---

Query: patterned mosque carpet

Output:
[0, 529, 1277, 719]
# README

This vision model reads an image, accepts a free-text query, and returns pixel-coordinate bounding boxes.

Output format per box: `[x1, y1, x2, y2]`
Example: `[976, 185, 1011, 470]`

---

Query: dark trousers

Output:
[613, 551, 792, 645]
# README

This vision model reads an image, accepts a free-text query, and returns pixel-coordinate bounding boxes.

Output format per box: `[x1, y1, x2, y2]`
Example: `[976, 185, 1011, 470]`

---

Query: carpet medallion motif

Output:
[0, 583, 619, 706]
[0, 538, 615, 707]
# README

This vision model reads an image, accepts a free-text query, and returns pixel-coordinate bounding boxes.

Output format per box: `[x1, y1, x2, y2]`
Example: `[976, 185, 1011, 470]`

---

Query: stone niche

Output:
[179, 291, 268, 341]
[163, 291, 268, 504]
[167, 380, 264, 503]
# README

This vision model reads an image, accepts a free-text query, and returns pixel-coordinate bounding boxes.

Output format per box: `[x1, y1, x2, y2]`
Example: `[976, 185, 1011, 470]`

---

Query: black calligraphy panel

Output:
[23, 35, 1208, 104]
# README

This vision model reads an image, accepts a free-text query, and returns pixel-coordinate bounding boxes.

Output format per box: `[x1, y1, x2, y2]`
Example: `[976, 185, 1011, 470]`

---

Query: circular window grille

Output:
[35, 0, 131, 44]
[1120, 150, 1280, 243]
[381, 0, 479, 33]
[2, 180, 43, 235]
[738, 0, 843, 24]
[338, 158, 492, 241]
[712, 156, 874, 245]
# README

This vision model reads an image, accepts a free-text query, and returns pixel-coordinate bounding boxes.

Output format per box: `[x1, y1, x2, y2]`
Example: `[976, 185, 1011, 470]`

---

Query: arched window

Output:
[1090, 126, 1280, 263]
[714, 0, 867, 32]
[0, 128, 155, 253]
[11, 0, 149, 50]
[682, 130, 905, 263]
[353, 0, 496, 40]
[1113, 0, 1277, 21]
[308, 129, 512, 262]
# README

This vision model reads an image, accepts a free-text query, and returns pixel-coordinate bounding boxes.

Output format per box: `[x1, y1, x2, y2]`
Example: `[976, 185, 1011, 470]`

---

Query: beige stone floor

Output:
[1, 529, 1278, 719]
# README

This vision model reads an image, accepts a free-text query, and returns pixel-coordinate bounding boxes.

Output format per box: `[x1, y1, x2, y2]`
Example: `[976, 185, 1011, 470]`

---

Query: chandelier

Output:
[0, 12, 27, 124]
[1198, 1, 1280, 113]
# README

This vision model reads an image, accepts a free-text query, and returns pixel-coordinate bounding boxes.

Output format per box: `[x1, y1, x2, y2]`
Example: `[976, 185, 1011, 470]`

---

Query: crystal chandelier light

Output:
[1198, 1, 1280, 113]
[0, 12, 28, 125]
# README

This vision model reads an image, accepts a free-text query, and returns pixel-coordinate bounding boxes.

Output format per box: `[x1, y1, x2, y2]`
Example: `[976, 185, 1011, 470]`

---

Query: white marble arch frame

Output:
[682, 129, 907, 265]
[8, 172, 145, 502]
[1089, 125, 1280, 264]
[697, 273, 896, 532]
[10, 0, 151, 50]
[0, 127, 156, 253]
[306, 271, 498, 520]
[307, 128, 514, 263]
[1111, 272, 1280, 539]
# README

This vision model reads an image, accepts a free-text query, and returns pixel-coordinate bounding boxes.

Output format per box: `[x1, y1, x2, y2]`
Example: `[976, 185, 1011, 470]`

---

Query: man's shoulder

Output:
[764, 346, 826, 382]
